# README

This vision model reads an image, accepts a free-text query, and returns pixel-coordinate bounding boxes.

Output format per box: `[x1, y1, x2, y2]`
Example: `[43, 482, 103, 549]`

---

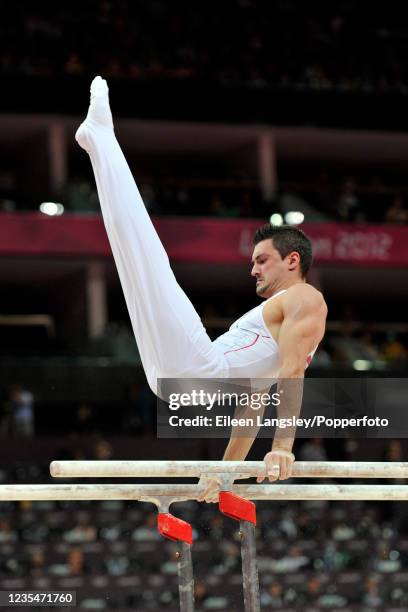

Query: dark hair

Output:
[252, 223, 313, 278]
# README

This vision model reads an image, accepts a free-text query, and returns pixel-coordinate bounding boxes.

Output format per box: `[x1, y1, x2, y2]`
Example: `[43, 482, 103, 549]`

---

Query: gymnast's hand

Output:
[257, 450, 295, 482]
[197, 475, 223, 503]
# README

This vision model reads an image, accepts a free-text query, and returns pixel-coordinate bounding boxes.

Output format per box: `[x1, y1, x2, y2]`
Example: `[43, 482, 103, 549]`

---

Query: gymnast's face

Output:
[251, 239, 297, 298]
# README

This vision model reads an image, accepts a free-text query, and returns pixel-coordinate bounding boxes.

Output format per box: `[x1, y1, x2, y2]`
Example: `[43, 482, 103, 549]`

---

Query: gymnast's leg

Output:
[75, 77, 225, 393]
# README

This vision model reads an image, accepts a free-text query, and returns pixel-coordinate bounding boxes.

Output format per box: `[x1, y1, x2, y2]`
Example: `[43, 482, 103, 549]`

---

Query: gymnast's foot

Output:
[76, 76, 113, 150]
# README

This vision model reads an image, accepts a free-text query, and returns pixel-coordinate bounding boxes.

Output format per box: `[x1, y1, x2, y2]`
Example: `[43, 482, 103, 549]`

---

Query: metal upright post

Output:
[157, 511, 195, 612]
[239, 520, 260, 612]
[176, 540, 195, 612]
[219, 491, 260, 612]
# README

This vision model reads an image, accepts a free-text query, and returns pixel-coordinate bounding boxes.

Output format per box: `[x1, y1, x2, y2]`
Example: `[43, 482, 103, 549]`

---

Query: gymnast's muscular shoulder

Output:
[263, 283, 327, 349]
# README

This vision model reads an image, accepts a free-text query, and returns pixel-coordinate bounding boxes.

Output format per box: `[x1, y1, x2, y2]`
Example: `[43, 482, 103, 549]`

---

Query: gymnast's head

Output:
[251, 223, 313, 298]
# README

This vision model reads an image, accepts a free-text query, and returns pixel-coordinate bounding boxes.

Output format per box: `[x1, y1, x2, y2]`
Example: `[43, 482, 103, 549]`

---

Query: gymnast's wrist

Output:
[272, 439, 294, 453]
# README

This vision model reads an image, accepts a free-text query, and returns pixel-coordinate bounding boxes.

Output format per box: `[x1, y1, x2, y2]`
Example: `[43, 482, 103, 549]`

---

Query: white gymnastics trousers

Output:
[76, 118, 229, 395]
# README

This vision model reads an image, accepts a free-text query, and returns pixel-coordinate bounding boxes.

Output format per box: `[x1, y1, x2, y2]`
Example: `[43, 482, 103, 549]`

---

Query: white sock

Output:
[86, 76, 113, 127]
[76, 76, 113, 150]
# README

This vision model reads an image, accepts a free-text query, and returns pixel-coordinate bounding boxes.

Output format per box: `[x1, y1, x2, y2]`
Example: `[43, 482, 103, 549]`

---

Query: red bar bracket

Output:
[219, 491, 256, 525]
[157, 513, 193, 544]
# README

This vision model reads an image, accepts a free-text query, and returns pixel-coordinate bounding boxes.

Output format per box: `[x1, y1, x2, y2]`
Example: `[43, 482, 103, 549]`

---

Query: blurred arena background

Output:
[0, 0, 408, 610]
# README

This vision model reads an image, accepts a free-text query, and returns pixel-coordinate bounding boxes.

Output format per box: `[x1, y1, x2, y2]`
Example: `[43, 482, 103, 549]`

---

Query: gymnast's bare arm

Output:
[259, 284, 327, 481]
[198, 284, 327, 501]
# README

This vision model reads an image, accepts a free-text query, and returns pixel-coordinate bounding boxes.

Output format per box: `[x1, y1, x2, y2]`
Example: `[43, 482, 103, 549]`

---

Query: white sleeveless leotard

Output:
[213, 290, 314, 380]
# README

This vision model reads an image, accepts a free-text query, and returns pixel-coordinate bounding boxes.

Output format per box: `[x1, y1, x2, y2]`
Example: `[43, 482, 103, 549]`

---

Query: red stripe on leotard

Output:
[223, 333, 260, 355]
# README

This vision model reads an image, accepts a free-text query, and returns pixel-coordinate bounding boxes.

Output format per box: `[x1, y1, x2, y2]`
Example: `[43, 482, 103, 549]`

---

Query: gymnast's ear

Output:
[286, 251, 301, 271]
